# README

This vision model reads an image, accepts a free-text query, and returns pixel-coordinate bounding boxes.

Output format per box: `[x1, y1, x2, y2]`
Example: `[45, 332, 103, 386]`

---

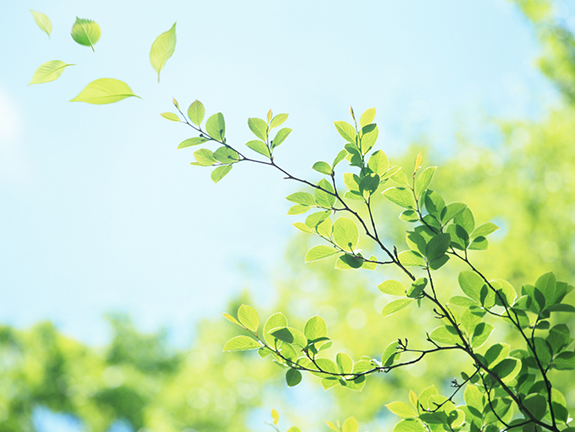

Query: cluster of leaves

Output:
[29, 10, 177, 101]
[170, 103, 575, 432]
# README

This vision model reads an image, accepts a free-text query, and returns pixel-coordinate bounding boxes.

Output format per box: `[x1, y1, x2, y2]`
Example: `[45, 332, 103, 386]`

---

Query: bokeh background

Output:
[1, 0, 574, 431]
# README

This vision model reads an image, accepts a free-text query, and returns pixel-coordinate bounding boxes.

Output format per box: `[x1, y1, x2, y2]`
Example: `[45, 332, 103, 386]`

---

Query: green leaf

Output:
[360, 108, 376, 127]
[286, 192, 316, 206]
[213, 146, 239, 164]
[386, 401, 417, 418]
[149, 22, 177, 82]
[333, 217, 359, 252]
[205, 113, 226, 141]
[248, 118, 268, 141]
[315, 179, 336, 208]
[383, 187, 416, 209]
[391, 168, 410, 186]
[285, 368, 302, 387]
[523, 394, 547, 420]
[398, 251, 425, 267]
[211, 165, 232, 183]
[304, 316, 327, 341]
[448, 296, 477, 307]
[472, 222, 499, 238]
[160, 112, 180, 122]
[316, 218, 332, 237]
[270, 113, 288, 129]
[272, 128, 292, 148]
[407, 278, 427, 298]
[382, 341, 400, 366]
[485, 343, 511, 367]
[263, 312, 288, 345]
[360, 124, 378, 153]
[471, 323, 494, 348]
[553, 351, 575, 370]
[287, 428, 301, 432]
[469, 236, 488, 250]
[238, 304, 259, 332]
[223, 335, 261, 351]
[305, 211, 330, 229]
[425, 233, 451, 262]
[334, 121, 356, 142]
[29, 60, 74, 85]
[269, 327, 307, 347]
[336, 352, 353, 374]
[222, 312, 241, 326]
[192, 148, 216, 166]
[382, 299, 413, 318]
[271, 408, 279, 425]
[335, 254, 363, 270]
[429, 325, 460, 344]
[440, 202, 467, 224]
[423, 190, 445, 217]
[71, 17, 101, 51]
[493, 358, 521, 382]
[333, 149, 348, 169]
[30, 10, 52, 37]
[178, 137, 208, 149]
[458, 271, 484, 303]
[547, 324, 572, 353]
[392, 419, 426, 432]
[187, 100, 205, 125]
[305, 246, 339, 262]
[287, 205, 310, 216]
[342, 417, 359, 432]
[378, 280, 405, 296]
[322, 377, 339, 390]
[70, 78, 139, 104]
[454, 207, 475, 234]
[415, 167, 436, 198]
[400, 210, 419, 223]
[312, 161, 333, 175]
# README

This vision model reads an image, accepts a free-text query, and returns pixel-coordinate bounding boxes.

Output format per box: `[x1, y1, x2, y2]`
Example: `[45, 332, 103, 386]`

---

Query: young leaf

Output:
[382, 299, 413, 318]
[333, 217, 359, 252]
[187, 100, 205, 125]
[342, 417, 359, 432]
[211, 165, 232, 183]
[425, 233, 451, 262]
[305, 246, 339, 262]
[213, 146, 239, 164]
[415, 166, 436, 198]
[334, 121, 356, 143]
[177, 137, 208, 149]
[286, 192, 315, 206]
[398, 251, 425, 267]
[222, 312, 241, 326]
[263, 312, 288, 345]
[31, 10, 52, 37]
[70, 78, 139, 104]
[29, 61, 74, 85]
[248, 118, 268, 141]
[458, 271, 483, 303]
[287, 205, 310, 216]
[383, 187, 416, 209]
[272, 128, 292, 148]
[378, 280, 405, 296]
[238, 304, 260, 332]
[70, 17, 101, 51]
[245, 140, 270, 157]
[312, 161, 333, 175]
[270, 113, 288, 129]
[223, 335, 261, 351]
[304, 316, 328, 340]
[192, 149, 216, 166]
[386, 401, 417, 418]
[205, 113, 226, 140]
[333, 149, 348, 169]
[315, 179, 336, 208]
[336, 352, 354, 374]
[160, 112, 180, 122]
[150, 22, 177, 82]
[367, 150, 389, 176]
[472, 222, 499, 238]
[360, 107, 376, 127]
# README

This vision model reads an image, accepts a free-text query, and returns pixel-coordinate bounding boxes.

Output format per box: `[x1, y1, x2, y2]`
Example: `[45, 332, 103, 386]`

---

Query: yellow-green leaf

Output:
[29, 61, 74, 85]
[70, 78, 139, 105]
[150, 22, 177, 82]
[30, 10, 52, 37]
[160, 112, 180, 121]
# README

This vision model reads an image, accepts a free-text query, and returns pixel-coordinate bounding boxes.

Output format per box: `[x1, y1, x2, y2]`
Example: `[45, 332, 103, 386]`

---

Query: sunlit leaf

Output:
[150, 22, 177, 82]
[70, 78, 139, 104]
[29, 61, 74, 85]
[30, 10, 52, 37]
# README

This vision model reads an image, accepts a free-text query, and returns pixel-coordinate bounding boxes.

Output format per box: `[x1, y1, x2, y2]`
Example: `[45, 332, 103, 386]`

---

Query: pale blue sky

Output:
[0, 0, 563, 345]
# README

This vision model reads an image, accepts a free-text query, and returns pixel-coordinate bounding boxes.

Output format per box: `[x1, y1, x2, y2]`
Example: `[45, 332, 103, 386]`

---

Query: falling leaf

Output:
[70, 78, 140, 104]
[30, 10, 52, 37]
[150, 22, 176, 82]
[71, 17, 101, 51]
[29, 61, 74, 85]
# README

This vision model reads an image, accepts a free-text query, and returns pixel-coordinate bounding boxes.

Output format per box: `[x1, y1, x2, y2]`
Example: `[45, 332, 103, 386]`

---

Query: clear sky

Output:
[0, 0, 562, 345]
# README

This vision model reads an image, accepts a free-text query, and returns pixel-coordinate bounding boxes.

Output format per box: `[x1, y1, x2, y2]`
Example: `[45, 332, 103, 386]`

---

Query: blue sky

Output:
[0, 0, 563, 345]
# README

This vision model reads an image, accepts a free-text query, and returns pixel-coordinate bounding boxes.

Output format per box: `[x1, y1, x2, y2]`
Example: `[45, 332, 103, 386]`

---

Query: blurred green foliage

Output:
[8, 0, 575, 430]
